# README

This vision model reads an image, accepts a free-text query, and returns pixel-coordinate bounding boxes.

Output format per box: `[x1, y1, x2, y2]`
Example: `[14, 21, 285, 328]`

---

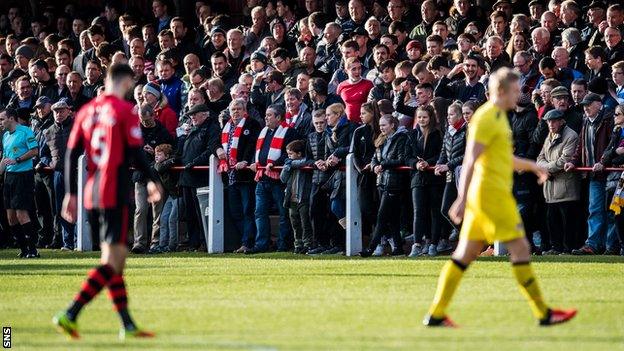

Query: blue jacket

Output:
[159, 76, 184, 115]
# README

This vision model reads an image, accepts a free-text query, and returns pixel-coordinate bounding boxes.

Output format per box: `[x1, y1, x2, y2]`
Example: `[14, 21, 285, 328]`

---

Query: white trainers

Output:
[408, 244, 423, 258]
[372, 244, 385, 256]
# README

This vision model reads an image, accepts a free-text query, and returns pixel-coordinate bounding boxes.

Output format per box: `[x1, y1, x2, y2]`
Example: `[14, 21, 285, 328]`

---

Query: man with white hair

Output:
[244, 6, 271, 55]
[604, 27, 624, 65]
[561, 27, 586, 74]
[530, 27, 552, 63]
[551, 46, 583, 80]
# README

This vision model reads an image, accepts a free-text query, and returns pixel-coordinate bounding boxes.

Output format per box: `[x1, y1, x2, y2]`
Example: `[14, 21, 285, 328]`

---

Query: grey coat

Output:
[536, 125, 581, 203]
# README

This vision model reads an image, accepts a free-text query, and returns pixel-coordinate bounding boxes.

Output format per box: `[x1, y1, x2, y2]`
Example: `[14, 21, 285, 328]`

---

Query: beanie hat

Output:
[15, 45, 35, 60]
[143, 81, 162, 100]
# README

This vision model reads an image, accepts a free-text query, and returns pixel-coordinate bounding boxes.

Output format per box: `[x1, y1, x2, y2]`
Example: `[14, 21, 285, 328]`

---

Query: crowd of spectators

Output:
[1, 0, 624, 258]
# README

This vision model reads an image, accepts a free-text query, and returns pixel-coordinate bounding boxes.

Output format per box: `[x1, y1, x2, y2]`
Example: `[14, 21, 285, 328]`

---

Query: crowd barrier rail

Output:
[58, 155, 621, 256]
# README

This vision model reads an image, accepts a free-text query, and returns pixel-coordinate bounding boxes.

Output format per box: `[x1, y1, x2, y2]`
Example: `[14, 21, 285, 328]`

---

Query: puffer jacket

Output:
[305, 129, 329, 185]
[536, 125, 580, 203]
[350, 124, 376, 187]
[437, 122, 467, 182]
[42, 116, 74, 171]
[325, 117, 357, 199]
[371, 130, 408, 192]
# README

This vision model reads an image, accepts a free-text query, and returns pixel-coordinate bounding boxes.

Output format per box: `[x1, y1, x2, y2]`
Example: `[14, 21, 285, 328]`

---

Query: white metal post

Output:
[76, 155, 91, 251]
[494, 241, 507, 256]
[345, 153, 362, 256]
[208, 155, 224, 253]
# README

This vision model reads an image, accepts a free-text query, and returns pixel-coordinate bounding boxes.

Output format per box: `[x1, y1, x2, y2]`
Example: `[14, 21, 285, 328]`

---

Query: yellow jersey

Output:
[461, 101, 524, 244]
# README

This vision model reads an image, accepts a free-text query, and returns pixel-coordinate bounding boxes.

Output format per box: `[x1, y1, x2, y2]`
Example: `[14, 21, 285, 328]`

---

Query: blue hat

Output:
[34, 96, 52, 108]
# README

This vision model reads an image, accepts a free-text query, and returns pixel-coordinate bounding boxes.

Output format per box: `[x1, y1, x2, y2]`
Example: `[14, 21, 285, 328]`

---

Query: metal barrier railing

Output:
[68, 154, 624, 256]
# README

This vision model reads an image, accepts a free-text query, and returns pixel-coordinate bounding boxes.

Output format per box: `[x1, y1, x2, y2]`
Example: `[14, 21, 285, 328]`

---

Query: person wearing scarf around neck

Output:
[360, 114, 408, 257]
[434, 102, 468, 247]
[246, 104, 299, 254]
[220, 99, 261, 254]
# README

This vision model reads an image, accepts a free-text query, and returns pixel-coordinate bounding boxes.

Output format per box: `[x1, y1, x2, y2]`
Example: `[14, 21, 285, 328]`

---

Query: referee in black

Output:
[0, 108, 40, 258]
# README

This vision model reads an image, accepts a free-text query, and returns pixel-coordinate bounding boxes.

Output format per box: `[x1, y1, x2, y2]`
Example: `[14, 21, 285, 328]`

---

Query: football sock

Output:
[20, 222, 36, 250]
[512, 261, 549, 320]
[66, 264, 114, 321]
[428, 259, 468, 319]
[10, 224, 27, 252]
[107, 274, 136, 330]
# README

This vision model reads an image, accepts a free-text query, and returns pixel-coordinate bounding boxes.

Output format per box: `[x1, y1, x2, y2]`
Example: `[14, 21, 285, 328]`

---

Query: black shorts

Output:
[87, 206, 129, 245]
[3, 171, 35, 210]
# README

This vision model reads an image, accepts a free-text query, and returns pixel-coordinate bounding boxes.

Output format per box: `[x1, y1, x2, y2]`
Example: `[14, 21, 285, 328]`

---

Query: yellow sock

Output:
[428, 259, 467, 318]
[512, 262, 549, 320]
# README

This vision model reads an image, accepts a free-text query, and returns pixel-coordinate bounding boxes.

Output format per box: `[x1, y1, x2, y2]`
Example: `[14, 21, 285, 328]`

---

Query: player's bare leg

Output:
[506, 237, 577, 326]
[423, 239, 484, 327]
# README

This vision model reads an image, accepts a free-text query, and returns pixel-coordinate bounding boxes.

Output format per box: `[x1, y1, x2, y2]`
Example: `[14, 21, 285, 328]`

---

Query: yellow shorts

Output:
[460, 192, 525, 244]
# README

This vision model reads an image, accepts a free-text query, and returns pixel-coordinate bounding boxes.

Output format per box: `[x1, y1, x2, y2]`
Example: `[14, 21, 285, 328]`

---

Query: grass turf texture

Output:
[1, 250, 623, 350]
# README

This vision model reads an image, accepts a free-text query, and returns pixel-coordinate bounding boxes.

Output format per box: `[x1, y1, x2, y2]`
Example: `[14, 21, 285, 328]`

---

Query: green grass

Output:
[1, 250, 623, 350]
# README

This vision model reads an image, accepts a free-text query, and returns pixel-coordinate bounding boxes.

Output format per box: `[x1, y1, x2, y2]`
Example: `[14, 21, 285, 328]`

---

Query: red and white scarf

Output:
[254, 122, 289, 181]
[221, 117, 247, 171]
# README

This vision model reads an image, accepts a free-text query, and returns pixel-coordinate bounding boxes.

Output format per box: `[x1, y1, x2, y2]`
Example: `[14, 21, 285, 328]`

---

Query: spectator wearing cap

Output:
[14, 45, 34, 72]
[203, 27, 227, 63]
[221, 98, 261, 253]
[435, 55, 487, 104]
[251, 70, 286, 116]
[604, 27, 624, 65]
[536, 109, 580, 255]
[177, 103, 223, 251]
[31, 96, 58, 248]
[43, 99, 76, 250]
[246, 104, 299, 254]
[244, 6, 272, 56]
[0, 69, 26, 108]
[588, 77, 618, 112]
[143, 81, 178, 137]
[535, 85, 583, 153]
[131, 103, 174, 254]
[157, 59, 184, 115]
[406, 40, 423, 64]
[210, 52, 238, 92]
[351, 26, 373, 67]
[248, 50, 273, 80]
[62, 72, 90, 112]
[308, 77, 344, 111]
[28, 60, 57, 101]
[0, 107, 40, 258]
[582, 1, 606, 45]
[565, 92, 617, 255]
[336, 57, 374, 123]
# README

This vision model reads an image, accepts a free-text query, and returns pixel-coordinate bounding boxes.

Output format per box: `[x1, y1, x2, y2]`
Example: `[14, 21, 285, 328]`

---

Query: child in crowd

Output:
[280, 140, 313, 254]
[154, 144, 179, 252]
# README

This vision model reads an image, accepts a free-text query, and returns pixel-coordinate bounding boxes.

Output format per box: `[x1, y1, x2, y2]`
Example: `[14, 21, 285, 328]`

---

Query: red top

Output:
[68, 94, 144, 209]
[336, 79, 374, 124]
[154, 105, 178, 137]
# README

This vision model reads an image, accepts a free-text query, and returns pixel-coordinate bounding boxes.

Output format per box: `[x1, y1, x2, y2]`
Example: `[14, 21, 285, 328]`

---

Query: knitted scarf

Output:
[221, 117, 247, 171]
[255, 122, 289, 181]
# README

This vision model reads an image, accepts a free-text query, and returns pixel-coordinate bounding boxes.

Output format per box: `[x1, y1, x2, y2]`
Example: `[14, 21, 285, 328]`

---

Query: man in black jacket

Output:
[222, 99, 261, 253]
[131, 103, 174, 254]
[250, 70, 286, 117]
[178, 104, 222, 251]
[43, 100, 75, 250]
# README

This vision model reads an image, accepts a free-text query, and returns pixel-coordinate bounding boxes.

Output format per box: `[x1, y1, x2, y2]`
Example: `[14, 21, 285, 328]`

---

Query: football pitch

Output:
[1, 250, 623, 350]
